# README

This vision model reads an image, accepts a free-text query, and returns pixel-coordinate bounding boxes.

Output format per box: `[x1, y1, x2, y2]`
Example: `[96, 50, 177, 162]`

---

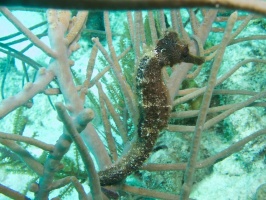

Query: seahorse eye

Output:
[182, 45, 189, 58]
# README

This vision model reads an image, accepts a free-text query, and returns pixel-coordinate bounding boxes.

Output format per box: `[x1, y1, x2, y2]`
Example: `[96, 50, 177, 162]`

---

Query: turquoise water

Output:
[0, 8, 265, 200]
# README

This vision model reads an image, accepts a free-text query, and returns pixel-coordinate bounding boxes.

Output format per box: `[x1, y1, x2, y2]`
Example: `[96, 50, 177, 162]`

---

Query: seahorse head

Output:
[155, 31, 204, 67]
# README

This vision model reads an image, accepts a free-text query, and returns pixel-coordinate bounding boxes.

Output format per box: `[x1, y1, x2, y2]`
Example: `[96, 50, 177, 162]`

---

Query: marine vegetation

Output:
[0, 1, 265, 200]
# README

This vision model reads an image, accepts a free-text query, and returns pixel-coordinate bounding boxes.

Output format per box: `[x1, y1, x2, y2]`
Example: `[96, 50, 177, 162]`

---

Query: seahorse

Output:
[98, 31, 204, 186]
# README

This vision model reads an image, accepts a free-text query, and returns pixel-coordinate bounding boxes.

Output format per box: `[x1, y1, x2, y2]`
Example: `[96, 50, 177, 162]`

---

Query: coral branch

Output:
[0, 7, 56, 58]
[1, 0, 266, 15]
[180, 11, 238, 199]
[55, 102, 102, 200]
[0, 183, 30, 200]
[0, 131, 54, 151]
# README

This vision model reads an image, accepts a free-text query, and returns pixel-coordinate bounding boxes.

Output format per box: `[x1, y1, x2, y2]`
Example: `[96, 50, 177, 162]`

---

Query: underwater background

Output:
[0, 6, 265, 200]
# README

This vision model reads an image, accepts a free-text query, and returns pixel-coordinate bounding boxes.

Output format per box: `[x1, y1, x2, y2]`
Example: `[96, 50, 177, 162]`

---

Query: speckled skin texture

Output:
[98, 31, 204, 186]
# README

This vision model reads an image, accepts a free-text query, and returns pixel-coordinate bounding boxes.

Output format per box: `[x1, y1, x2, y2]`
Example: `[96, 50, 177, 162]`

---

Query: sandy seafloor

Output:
[0, 9, 265, 200]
